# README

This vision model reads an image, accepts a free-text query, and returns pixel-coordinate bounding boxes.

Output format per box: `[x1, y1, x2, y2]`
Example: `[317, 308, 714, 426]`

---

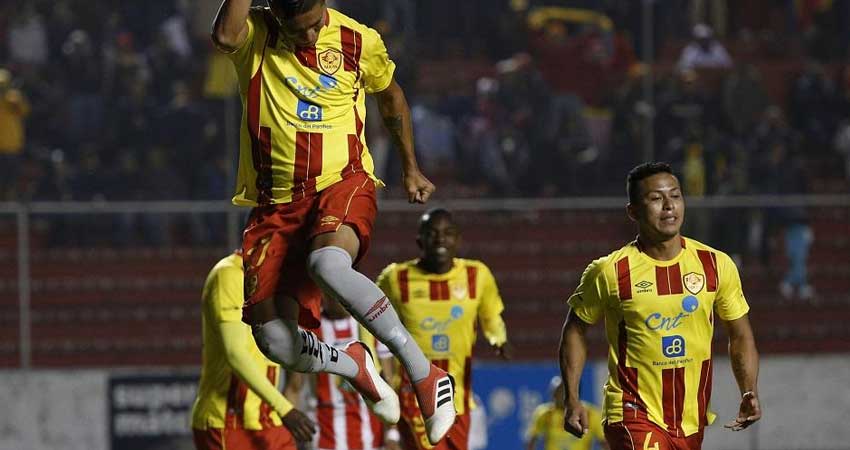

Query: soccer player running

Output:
[559, 162, 761, 450]
[376, 208, 510, 450]
[526, 376, 606, 450]
[191, 251, 316, 450]
[211, 0, 455, 445]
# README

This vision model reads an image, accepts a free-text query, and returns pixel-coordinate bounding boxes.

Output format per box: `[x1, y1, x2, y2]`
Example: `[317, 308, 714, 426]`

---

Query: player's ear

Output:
[416, 235, 424, 251]
[626, 203, 639, 223]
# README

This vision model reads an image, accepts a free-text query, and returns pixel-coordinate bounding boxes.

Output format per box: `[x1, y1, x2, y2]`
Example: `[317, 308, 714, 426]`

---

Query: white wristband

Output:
[742, 391, 755, 399]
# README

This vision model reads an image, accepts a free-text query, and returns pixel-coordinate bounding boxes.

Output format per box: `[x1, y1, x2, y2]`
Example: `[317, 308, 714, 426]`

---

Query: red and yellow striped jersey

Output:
[191, 253, 283, 430]
[311, 316, 389, 450]
[567, 237, 749, 437]
[226, 7, 392, 206]
[377, 259, 507, 415]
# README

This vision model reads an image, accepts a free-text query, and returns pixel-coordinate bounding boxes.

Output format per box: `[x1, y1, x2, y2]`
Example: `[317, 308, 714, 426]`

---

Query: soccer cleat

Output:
[413, 364, 457, 445]
[343, 341, 400, 424]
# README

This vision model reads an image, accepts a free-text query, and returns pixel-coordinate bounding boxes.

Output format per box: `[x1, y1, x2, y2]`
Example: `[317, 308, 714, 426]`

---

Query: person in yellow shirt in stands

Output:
[0, 68, 30, 200]
[526, 376, 606, 450]
[191, 251, 316, 450]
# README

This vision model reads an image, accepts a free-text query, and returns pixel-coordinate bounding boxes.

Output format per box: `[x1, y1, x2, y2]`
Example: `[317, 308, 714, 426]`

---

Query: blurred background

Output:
[1, 0, 849, 449]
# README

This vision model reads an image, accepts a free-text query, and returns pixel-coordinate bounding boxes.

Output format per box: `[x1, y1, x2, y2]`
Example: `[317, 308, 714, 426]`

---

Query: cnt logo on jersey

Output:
[422, 306, 464, 352]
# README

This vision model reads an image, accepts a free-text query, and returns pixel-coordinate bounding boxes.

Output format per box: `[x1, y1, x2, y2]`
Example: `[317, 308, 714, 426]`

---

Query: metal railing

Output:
[3, 194, 850, 368]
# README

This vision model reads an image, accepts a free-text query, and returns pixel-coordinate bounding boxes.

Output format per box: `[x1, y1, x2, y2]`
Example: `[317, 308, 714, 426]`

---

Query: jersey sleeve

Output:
[566, 258, 610, 325]
[714, 252, 750, 321]
[360, 27, 396, 93]
[224, 8, 263, 70]
[208, 264, 244, 323]
[477, 264, 507, 347]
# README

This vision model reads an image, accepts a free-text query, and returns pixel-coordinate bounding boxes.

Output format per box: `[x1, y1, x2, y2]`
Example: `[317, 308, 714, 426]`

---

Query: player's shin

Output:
[307, 246, 430, 381]
[252, 318, 358, 376]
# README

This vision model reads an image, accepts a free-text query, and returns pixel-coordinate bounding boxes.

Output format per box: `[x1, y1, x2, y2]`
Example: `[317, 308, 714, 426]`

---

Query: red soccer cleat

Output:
[342, 341, 400, 424]
[413, 364, 457, 445]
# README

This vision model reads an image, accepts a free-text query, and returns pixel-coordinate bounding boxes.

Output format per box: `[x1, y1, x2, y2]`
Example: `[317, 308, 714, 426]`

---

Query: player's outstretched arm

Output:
[211, 0, 252, 52]
[219, 321, 316, 440]
[722, 314, 762, 431]
[559, 308, 590, 438]
[373, 79, 435, 203]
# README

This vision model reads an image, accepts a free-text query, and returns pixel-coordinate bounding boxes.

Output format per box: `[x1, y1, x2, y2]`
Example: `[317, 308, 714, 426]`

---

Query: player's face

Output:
[272, 1, 326, 48]
[418, 216, 459, 263]
[630, 172, 685, 241]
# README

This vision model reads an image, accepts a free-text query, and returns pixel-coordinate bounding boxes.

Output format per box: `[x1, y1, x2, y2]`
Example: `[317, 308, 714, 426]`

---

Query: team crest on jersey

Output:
[683, 272, 705, 295]
[318, 49, 343, 75]
[450, 282, 467, 299]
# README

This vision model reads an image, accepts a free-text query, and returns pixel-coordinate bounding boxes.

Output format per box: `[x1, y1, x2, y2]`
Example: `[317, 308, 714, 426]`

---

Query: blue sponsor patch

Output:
[662, 335, 685, 358]
[297, 99, 322, 121]
[432, 334, 449, 352]
[451, 305, 463, 319]
[319, 74, 338, 89]
[682, 295, 699, 313]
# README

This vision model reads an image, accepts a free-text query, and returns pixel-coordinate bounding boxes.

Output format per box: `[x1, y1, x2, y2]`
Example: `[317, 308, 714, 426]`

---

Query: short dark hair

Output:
[267, 0, 323, 20]
[627, 162, 674, 204]
[418, 208, 453, 234]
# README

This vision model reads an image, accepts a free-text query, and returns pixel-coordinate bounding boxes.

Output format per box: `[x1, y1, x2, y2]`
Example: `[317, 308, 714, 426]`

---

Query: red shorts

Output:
[604, 420, 704, 450]
[397, 382, 470, 450]
[242, 173, 377, 328]
[192, 426, 296, 450]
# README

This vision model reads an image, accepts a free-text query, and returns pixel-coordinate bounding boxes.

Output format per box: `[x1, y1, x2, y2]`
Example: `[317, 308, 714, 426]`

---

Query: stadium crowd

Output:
[1, 0, 849, 258]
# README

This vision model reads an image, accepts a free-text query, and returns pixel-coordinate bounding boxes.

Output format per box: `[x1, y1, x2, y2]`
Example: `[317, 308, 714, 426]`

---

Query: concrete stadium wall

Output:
[0, 355, 847, 450]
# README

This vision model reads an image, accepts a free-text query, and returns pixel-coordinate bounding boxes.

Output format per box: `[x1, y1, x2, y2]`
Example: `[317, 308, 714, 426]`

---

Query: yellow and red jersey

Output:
[191, 253, 283, 430]
[526, 401, 604, 450]
[568, 237, 749, 437]
[226, 7, 392, 206]
[377, 258, 507, 416]
[311, 316, 389, 450]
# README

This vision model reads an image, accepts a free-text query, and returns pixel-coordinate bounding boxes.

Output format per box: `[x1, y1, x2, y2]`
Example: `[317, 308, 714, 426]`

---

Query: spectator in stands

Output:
[7, 4, 48, 67]
[526, 376, 606, 450]
[560, 162, 761, 449]
[61, 29, 104, 144]
[722, 64, 769, 137]
[0, 68, 30, 200]
[377, 208, 510, 450]
[690, 0, 728, 37]
[192, 251, 315, 450]
[789, 61, 840, 151]
[755, 144, 816, 300]
[677, 23, 732, 71]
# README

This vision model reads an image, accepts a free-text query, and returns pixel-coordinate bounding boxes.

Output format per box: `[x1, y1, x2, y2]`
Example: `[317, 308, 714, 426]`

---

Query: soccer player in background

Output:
[287, 296, 391, 450]
[525, 376, 606, 450]
[211, 0, 455, 444]
[376, 208, 510, 450]
[559, 162, 761, 450]
[191, 251, 316, 450]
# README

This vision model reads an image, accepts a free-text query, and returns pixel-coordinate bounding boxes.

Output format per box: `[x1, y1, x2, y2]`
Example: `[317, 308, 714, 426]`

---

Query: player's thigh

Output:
[308, 173, 377, 263]
[242, 203, 312, 325]
[605, 421, 675, 450]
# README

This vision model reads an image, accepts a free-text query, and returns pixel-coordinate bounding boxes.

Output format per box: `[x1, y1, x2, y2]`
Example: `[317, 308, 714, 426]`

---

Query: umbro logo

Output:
[635, 280, 653, 293]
